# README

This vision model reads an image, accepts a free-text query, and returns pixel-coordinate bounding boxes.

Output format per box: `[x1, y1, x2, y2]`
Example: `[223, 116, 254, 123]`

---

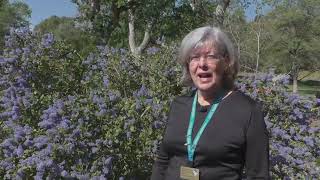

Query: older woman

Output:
[151, 26, 269, 180]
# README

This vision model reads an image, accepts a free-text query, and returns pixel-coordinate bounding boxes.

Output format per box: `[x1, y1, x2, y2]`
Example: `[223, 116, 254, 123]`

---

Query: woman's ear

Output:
[223, 56, 230, 71]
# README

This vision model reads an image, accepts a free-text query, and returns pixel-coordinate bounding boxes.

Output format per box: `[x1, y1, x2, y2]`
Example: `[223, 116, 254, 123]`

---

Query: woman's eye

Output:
[191, 56, 200, 61]
[207, 55, 218, 60]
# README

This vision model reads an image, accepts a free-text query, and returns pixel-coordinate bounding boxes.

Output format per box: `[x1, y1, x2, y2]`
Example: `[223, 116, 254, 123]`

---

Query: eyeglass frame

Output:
[188, 53, 227, 64]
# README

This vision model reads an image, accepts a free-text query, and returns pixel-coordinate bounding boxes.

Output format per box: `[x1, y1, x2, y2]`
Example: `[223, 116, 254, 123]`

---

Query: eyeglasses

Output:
[189, 54, 223, 63]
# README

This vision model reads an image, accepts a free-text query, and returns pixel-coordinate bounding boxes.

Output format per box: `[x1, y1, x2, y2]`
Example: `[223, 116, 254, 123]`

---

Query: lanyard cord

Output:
[186, 91, 223, 162]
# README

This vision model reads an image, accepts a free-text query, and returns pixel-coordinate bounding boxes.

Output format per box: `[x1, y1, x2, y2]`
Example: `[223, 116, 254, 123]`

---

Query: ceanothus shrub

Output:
[0, 28, 319, 179]
[238, 73, 320, 179]
[0, 28, 182, 179]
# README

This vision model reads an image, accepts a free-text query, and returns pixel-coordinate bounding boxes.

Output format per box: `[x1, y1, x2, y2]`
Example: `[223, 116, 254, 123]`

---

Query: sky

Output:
[23, 0, 78, 28]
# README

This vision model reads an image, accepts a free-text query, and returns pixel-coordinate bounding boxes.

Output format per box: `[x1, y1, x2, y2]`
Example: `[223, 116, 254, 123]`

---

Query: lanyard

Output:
[186, 91, 223, 162]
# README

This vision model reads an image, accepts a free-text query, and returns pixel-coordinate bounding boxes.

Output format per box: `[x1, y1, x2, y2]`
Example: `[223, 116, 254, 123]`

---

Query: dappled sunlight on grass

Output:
[287, 80, 320, 97]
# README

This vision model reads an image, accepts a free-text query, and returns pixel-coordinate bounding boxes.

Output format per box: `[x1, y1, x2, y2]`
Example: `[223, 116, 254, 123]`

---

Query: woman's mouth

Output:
[198, 73, 212, 78]
[198, 73, 213, 82]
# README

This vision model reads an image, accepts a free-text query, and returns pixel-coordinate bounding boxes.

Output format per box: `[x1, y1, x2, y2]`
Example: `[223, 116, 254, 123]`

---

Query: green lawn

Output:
[299, 71, 320, 81]
[286, 71, 320, 97]
[292, 80, 320, 96]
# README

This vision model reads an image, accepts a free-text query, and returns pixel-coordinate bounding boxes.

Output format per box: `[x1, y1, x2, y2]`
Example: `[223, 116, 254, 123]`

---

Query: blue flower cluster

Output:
[0, 28, 319, 179]
[238, 73, 320, 178]
[0, 28, 180, 179]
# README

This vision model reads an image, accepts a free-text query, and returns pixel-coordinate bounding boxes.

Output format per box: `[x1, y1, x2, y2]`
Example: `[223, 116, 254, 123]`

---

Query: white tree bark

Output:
[190, 0, 197, 11]
[255, 29, 261, 75]
[292, 62, 299, 93]
[189, 0, 230, 28]
[214, 0, 230, 27]
[128, 0, 152, 56]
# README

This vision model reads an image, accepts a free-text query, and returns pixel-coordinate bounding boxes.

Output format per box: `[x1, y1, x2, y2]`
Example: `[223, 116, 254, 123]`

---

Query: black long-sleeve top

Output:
[151, 90, 269, 180]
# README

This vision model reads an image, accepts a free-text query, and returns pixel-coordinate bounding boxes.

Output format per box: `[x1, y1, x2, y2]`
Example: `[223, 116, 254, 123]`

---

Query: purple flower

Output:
[22, 47, 31, 56]
[61, 170, 68, 177]
[135, 100, 142, 110]
[153, 120, 163, 129]
[59, 118, 71, 129]
[96, 109, 107, 117]
[270, 155, 287, 165]
[292, 147, 306, 156]
[33, 136, 49, 149]
[289, 127, 295, 135]
[145, 98, 153, 105]
[103, 76, 109, 88]
[293, 108, 303, 119]
[16, 168, 25, 178]
[146, 47, 160, 55]
[93, 176, 106, 180]
[308, 127, 319, 134]
[303, 102, 312, 110]
[15, 27, 30, 38]
[72, 128, 81, 137]
[45, 159, 53, 167]
[126, 131, 131, 139]
[250, 89, 258, 99]
[111, 47, 118, 54]
[120, 48, 127, 54]
[304, 137, 314, 147]
[120, 58, 129, 69]
[135, 85, 148, 97]
[164, 68, 176, 77]
[239, 83, 246, 92]
[299, 125, 307, 133]
[108, 92, 119, 102]
[261, 73, 273, 82]
[294, 159, 304, 165]
[102, 167, 109, 174]
[286, 94, 300, 105]
[283, 176, 291, 180]
[91, 147, 99, 153]
[16, 145, 24, 157]
[34, 174, 43, 180]
[36, 161, 45, 172]
[23, 139, 33, 147]
[38, 120, 54, 129]
[41, 33, 54, 48]
[104, 156, 113, 166]
[14, 127, 26, 141]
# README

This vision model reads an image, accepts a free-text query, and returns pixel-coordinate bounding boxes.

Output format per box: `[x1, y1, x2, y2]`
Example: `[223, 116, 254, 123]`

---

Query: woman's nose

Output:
[199, 56, 208, 69]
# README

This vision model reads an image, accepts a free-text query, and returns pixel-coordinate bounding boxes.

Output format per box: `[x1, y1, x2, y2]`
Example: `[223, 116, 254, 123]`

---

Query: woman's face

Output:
[188, 41, 227, 94]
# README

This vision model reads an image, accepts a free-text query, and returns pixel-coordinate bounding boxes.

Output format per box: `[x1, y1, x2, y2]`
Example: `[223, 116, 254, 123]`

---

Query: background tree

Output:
[72, 0, 173, 51]
[72, 0, 237, 55]
[0, 0, 31, 53]
[224, 3, 251, 71]
[264, 0, 320, 92]
[34, 16, 97, 56]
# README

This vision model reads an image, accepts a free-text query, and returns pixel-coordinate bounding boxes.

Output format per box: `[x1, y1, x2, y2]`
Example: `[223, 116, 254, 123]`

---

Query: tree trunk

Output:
[292, 63, 298, 93]
[292, 73, 298, 93]
[255, 31, 260, 76]
[128, 6, 136, 54]
[214, 0, 230, 28]
[128, 0, 151, 57]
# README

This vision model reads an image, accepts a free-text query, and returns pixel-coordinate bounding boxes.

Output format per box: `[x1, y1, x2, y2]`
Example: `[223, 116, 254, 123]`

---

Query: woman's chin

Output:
[196, 83, 220, 92]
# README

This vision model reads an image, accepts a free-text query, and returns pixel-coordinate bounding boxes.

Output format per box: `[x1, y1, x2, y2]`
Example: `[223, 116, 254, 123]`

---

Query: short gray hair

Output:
[178, 26, 239, 90]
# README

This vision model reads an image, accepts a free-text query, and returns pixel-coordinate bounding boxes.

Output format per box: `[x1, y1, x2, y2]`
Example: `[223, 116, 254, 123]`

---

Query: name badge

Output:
[180, 166, 200, 180]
